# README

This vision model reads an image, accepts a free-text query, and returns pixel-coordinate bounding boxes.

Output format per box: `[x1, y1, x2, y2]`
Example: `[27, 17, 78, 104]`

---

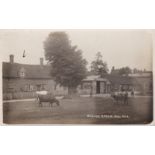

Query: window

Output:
[20, 71, 25, 77]
[36, 84, 46, 91]
[7, 88, 14, 93]
[24, 84, 34, 92]
[24, 84, 29, 92]
[18, 67, 26, 78]
[30, 85, 34, 91]
[36, 84, 42, 91]
[83, 82, 92, 89]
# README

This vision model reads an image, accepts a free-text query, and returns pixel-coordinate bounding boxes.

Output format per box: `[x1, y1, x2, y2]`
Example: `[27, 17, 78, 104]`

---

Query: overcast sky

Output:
[0, 29, 153, 71]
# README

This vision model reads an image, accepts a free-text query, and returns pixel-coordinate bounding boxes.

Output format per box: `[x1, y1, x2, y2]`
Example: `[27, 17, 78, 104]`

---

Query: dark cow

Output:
[37, 93, 60, 107]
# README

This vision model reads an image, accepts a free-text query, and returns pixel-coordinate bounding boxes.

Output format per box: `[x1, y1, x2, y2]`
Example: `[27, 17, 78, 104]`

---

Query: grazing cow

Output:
[36, 92, 60, 107]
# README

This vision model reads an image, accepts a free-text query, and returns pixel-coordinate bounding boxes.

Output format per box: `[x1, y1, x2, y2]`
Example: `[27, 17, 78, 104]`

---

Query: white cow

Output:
[36, 90, 48, 95]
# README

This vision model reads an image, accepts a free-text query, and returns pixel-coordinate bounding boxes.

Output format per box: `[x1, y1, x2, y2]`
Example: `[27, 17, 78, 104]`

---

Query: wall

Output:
[78, 81, 110, 95]
[3, 78, 55, 92]
[136, 77, 153, 95]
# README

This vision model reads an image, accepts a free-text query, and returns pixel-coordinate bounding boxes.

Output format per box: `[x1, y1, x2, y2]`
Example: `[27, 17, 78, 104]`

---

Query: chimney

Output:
[40, 58, 44, 66]
[10, 54, 14, 64]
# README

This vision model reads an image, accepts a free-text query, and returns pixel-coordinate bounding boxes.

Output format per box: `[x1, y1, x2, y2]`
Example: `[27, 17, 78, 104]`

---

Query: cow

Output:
[36, 91, 60, 107]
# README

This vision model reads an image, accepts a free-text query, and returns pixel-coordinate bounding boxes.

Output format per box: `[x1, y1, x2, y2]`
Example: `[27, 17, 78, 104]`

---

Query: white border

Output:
[0, 1, 155, 155]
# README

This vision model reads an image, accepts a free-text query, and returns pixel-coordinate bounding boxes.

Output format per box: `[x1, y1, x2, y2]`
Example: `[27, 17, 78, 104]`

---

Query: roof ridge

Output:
[3, 61, 52, 79]
[3, 61, 50, 67]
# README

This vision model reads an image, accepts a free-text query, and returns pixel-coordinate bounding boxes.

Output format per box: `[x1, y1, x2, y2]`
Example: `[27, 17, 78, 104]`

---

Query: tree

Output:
[111, 66, 116, 74]
[133, 68, 143, 74]
[44, 32, 87, 95]
[133, 68, 138, 74]
[90, 52, 108, 75]
[119, 66, 132, 76]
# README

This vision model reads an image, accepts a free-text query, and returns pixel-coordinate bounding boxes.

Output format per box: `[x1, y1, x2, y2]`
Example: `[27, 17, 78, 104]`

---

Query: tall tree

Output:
[111, 66, 115, 74]
[90, 52, 108, 75]
[119, 66, 132, 76]
[44, 32, 87, 94]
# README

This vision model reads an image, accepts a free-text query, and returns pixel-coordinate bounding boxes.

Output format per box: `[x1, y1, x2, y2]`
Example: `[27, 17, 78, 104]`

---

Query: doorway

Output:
[96, 81, 100, 94]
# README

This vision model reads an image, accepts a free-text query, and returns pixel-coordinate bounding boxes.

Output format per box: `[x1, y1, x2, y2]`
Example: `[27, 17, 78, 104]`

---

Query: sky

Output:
[0, 29, 153, 71]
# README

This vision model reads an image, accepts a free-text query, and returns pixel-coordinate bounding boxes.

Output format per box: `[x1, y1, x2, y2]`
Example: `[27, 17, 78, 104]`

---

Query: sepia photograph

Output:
[1, 29, 153, 124]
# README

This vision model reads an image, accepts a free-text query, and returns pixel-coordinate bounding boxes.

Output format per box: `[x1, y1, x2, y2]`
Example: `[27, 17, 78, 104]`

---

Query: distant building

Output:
[103, 74, 152, 95]
[79, 73, 153, 95]
[109, 66, 153, 95]
[128, 71, 152, 77]
[78, 75, 111, 95]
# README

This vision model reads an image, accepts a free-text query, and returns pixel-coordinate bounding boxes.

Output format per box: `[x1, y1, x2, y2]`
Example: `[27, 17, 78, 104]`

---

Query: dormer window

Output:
[18, 67, 26, 78]
[20, 71, 25, 77]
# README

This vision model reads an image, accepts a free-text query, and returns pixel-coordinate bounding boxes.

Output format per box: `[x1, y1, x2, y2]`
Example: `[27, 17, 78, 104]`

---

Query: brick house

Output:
[3, 55, 68, 100]
[103, 74, 153, 95]
[79, 73, 153, 96]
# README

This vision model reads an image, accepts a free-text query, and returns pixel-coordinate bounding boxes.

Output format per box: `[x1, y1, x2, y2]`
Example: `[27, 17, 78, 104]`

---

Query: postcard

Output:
[0, 29, 153, 124]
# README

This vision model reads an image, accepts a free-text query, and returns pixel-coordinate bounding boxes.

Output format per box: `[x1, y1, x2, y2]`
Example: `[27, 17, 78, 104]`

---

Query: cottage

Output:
[78, 75, 111, 95]
[3, 55, 68, 100]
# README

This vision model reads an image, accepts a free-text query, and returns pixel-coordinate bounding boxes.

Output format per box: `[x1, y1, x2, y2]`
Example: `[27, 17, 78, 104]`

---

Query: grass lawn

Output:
[3, 96, 153, 124]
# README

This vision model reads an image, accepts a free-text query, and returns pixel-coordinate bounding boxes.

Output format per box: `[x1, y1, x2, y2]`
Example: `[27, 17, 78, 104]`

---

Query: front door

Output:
[96, 81, 100, 94]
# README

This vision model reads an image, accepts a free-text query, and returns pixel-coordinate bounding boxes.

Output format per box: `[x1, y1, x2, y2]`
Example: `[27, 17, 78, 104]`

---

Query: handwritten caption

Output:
[86, 114, 129, 119]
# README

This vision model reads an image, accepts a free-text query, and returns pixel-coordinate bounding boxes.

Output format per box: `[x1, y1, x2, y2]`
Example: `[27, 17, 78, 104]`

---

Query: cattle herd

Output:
[111, 91, 129, 104]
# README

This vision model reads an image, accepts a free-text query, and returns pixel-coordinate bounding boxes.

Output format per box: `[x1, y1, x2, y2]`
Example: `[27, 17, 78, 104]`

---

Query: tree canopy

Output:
[90, 52, 109, 75]
[111, 66, 132, 76]
[118, 67, 132, 76]
[44, 32, 87, 92]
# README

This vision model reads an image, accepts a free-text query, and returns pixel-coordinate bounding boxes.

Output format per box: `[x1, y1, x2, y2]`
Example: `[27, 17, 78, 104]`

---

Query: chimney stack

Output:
[10, 54, 14, 64]
[40, 58, 44, 66]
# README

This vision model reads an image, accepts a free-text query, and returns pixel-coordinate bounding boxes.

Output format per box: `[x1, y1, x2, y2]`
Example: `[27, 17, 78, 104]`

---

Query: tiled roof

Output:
[102, 74, 152, 85]
[104, 74, 137, 85]
[3, 62, 52, 79]
[82, 74, 139, 85]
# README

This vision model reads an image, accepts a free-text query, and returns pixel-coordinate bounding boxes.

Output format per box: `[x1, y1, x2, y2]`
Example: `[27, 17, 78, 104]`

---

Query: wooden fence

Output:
[3, 92, 37, 100]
